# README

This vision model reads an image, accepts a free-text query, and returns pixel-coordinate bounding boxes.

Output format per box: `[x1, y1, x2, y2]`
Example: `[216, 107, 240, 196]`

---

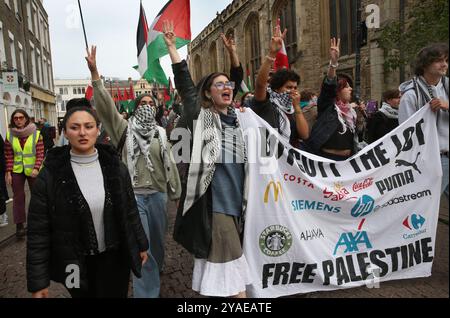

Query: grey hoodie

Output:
[399, 76, 449, 152]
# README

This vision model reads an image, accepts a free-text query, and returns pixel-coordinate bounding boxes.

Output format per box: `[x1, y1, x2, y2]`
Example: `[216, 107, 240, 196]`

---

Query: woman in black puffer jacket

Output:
[26, 107, 149, 298]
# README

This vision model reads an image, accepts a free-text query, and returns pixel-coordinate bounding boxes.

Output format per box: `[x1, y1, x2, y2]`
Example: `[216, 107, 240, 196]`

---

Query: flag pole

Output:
[77, 0, 89, 49]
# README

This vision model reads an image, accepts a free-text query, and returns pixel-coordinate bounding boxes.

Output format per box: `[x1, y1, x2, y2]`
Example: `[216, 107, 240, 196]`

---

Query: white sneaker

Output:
[0, 213, 8, 227]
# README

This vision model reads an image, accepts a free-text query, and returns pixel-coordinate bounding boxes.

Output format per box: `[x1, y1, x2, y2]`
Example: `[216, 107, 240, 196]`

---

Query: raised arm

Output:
[317, 38, 340, 114]
[163, 20, 199, 127]
[255, 25, 287, 101]
[85, 46, 127, 146]
[327, 38, 340, 80]
[221, 33, 243, 98]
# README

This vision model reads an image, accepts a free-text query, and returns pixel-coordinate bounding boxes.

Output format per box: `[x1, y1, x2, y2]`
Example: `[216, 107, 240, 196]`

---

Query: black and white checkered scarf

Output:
[268, 87, 295, 115]
[182, 106, 248, 216]
[126, 105, 174, 191]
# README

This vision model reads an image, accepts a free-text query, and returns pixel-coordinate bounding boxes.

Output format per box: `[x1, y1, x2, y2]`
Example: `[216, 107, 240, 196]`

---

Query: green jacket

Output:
[93, 79, 181, 201]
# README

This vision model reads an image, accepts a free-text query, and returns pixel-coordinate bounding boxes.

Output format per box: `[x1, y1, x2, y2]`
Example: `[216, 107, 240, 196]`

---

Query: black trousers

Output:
[67, 249, 131, 298]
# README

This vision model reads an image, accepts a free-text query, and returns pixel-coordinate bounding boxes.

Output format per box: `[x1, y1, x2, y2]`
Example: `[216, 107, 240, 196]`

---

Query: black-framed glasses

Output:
[213, 81, 235, 90]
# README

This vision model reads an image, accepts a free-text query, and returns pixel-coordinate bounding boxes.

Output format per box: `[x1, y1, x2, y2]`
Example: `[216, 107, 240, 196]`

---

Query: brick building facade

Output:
[0, 0, 56, 137]
[188, 0, 416, 103]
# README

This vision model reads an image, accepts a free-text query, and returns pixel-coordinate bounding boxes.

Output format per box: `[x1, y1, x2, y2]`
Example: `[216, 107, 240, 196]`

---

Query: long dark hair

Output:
[10, 109, 31, 128]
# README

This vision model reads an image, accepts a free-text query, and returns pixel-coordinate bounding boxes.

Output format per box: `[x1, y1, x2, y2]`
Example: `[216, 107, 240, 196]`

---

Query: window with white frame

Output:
[18, 42, 25, 75]
[36, 48, 41, 85]
[0, 21, 6, 66]
[59, 87, 63, 95]
[42, 56, 48, 89]
[47, 61, 53, 91]
[32, 3, 38, 40]
[44, 24, 49, 50]
[8, 31, 17, 69]
[27, 1, 32, 32]
[30, 42, 37, 83]
[39, 16, 44, 46]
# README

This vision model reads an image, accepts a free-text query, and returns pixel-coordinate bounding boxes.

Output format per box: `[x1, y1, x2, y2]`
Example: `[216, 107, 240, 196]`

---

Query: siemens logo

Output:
[291, 200, 341, 213]
[374, 190, 432, 211]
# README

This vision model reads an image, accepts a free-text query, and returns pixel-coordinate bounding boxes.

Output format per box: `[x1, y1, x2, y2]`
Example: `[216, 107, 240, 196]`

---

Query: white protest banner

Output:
[239, 105, 441, 298]
[2, 71, 18, 94]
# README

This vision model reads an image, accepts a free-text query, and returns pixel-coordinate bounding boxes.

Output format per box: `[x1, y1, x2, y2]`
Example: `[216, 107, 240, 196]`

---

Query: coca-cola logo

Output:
[353, 178, 374, 192]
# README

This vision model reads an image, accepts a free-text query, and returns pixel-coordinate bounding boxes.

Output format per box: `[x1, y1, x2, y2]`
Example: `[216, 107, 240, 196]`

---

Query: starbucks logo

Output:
[259, 225, 293, 257]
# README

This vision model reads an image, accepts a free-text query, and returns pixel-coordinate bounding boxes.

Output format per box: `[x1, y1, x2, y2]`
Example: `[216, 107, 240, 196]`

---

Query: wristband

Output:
[329, 60, 339, 68]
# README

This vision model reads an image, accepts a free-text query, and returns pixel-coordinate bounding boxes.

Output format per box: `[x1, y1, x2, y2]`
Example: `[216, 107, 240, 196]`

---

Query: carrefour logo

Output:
[351, 195, 375, 218]
[402, 214, 427, 240]
[259, 225, 293, 257]
[264, 181, 283, 204]
[403, 214, 426, 230]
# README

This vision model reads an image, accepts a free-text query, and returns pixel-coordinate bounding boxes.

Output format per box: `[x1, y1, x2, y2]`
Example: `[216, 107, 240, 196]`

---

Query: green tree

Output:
[378, 0, 449, 73]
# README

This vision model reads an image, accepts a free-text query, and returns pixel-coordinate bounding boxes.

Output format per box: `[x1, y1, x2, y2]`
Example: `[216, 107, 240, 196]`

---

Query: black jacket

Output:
[306, 77, 357, 154]
[366, 112, 398, 144]
[171, 60, 243, 259]
[26, 144, 149, 293]
[39, 125, 55, 152]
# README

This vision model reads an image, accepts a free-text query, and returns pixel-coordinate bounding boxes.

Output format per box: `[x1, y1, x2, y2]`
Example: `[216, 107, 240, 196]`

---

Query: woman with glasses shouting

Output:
[85, 46, 181, 298]
[163, 20, 251, 298]
[4, 109, 44, 238]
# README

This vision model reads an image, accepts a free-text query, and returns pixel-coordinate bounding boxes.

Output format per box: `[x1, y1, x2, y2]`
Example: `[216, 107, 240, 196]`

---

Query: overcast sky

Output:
[44, 0, 233, 80]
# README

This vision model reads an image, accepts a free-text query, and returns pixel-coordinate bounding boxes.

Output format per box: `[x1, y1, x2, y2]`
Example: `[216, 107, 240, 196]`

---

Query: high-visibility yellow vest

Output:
[6, 130, 41, 176]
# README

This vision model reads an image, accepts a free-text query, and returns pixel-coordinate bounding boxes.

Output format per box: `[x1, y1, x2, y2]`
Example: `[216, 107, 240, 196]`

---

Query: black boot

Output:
[16, 223, 26, 239]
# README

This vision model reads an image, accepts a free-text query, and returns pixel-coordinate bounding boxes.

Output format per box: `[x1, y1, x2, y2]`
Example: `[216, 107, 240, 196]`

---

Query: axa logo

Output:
[264, 181, 283, 204]
[333, 219, 373, 256]
[403, 214, 426, 231]
[259, 225, 293, 257]
[351, 195, 375, 218]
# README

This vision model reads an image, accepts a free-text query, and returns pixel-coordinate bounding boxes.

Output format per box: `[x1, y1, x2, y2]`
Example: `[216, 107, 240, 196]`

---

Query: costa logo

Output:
[283, 174, 314, 189]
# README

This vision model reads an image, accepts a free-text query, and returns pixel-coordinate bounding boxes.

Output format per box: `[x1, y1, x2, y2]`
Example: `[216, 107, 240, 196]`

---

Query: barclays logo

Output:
[351, 195, 375, 218]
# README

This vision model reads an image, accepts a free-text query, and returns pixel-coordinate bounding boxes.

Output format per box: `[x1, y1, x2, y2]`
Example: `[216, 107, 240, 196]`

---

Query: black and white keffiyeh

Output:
[379, 102, 399, 119]
[182, 106, 247, 216]
[126, 105, 174, 191]
[267, 87, 295, 115]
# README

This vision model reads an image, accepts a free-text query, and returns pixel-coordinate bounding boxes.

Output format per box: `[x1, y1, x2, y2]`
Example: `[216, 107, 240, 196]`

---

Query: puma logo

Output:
[395, 152, 422, 174]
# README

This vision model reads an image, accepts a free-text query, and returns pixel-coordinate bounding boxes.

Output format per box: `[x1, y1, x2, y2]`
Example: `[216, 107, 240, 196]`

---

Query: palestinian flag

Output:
[136, 0, 191, 86]
[240, 67, 253, 93]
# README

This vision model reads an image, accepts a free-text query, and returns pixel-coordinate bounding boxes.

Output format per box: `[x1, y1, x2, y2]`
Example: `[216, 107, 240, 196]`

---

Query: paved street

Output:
[0, 199, 448, 298]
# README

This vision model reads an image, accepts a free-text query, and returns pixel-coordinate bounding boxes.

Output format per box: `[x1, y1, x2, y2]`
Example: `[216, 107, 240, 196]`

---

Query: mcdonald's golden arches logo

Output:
[264, 181, 283, 204]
